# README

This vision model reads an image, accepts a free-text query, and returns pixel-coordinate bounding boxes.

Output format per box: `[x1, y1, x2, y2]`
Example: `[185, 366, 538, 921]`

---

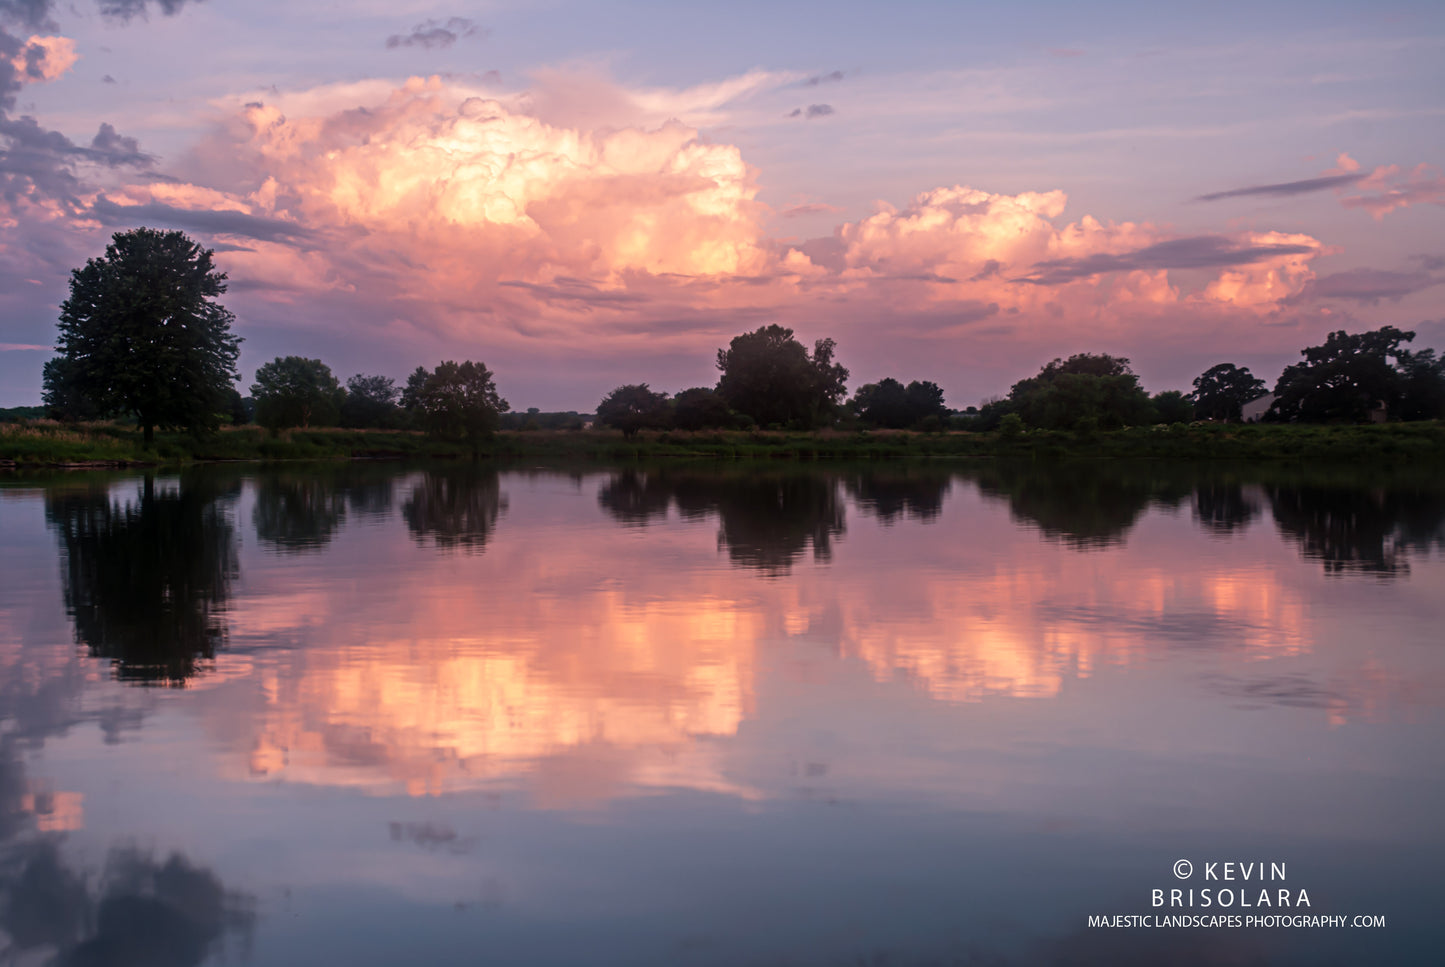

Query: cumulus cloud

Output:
[2, 70, 1345, 407]
[101, 78, 1330, 350]
[386, 17, 484, 50]
[804, 70, 844, 86]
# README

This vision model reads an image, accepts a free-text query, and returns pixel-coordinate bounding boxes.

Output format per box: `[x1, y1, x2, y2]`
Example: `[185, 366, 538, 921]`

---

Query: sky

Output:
[1, 0, 1442, 410]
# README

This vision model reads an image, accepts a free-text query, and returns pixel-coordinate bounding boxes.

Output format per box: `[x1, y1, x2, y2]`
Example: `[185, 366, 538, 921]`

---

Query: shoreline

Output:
[3, 421, 1445, 470]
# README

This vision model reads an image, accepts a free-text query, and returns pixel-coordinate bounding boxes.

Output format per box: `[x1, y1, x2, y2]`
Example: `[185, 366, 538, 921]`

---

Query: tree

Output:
[41, 356, 106, 422]
[851, 378, 909, 428]
[672, 387, 736, 430]
[1190, 363, 1267, 421]
[340, 373, 402, 428]
[1006, 353, 1153, 430]
[1269, 327, 1415, 423]
[47, 228, 242, 443]
[850, 378, 949, 428]
[223, 386, 251, 426]
[409, 360, 508, 448]
[596, 384, 671, 438]
[400, 366, 429, 412]
[1150, 390, 1195, 424]
[1395, 348, 1445, 421]
[715, 325, 849, 428]
[251, 356, 344, 431]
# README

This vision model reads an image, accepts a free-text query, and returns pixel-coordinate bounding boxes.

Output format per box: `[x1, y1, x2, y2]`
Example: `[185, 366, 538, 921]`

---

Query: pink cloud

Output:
[1339, 162, 1445, 219]
[10, 35, 78, 83]
[27, 74, 1344, 403]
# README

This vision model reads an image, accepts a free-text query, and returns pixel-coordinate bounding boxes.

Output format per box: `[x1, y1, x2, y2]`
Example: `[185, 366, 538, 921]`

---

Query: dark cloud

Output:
[1194, 172, 1364, 202]
[90, 195, 315, 242]
[969, 258, 1002, 281]
[0, 115, 86, 202]
[1, 4, 168, 209]
[101, 74, 116, 84]
[787, 104, 835, 119]
[0, 0, 56, 30]
[804, 70, 844, 86]
[1016, 235, 1318, 285]
[1289, 267, 1441, 306]
[386, 16, 485, 50]
[89, 122, 152, 166]
[0, 116, 154, 203]
[96, 0, 207, 22]
[499, 277, 650, 308]
[2, 0, 202, 30]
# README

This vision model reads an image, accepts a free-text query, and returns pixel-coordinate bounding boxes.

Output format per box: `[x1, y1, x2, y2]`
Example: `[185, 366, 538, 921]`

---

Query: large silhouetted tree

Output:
[250, 356, 344, 430]
[715, 325, 849, 428]
[1190, 363, 1267, 421]
[1004, 353, 1153, 430]
[405, 361, 508, 448]
[595, 384, 671, 438]
[1269, 326, 1415, 423]
[339, 373, 402, 428]
[850, 378, 948, 428]
[47, 228, 242, 443]
[671, 387, 736, 430]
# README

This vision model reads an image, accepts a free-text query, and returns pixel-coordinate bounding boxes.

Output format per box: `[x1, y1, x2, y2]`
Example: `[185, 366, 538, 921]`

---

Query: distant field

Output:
[2, 419, 1444, 468]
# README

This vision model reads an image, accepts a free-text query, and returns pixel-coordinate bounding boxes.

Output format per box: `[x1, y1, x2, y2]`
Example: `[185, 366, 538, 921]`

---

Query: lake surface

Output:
[1, 461, 1442, 965]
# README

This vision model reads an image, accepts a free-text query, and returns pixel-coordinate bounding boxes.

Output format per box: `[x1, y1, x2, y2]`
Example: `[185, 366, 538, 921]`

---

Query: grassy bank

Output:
[3, 419, 1444, 468]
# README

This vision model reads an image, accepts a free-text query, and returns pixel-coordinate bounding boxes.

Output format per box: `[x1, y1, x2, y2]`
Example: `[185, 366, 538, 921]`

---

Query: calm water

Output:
[1, 462, 1442, 966]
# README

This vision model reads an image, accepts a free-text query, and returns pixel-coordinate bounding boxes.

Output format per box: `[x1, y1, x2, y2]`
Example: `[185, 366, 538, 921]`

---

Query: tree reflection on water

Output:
[402, 466, 507, 551]
[45, 474, 239, 686]
[598, 468, 845, 574]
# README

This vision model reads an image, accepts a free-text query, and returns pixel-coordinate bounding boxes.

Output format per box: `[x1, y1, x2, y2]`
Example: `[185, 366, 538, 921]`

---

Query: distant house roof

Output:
[1241, 393, 1274, 423]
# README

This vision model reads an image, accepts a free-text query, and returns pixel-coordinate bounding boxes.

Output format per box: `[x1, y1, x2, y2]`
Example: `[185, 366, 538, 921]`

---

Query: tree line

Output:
[33, 228, 1445, 443]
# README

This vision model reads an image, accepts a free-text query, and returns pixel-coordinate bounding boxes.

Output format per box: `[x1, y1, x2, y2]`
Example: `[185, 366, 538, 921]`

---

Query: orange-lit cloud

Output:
[9, 35, 77, 82]
[85, 75, 1330, 370]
